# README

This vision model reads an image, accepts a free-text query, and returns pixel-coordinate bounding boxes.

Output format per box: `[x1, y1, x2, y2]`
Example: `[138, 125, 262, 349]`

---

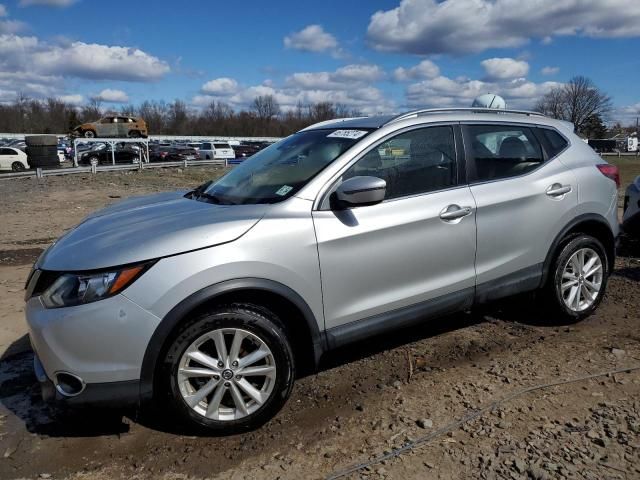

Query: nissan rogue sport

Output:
[26, 108, 620, 433]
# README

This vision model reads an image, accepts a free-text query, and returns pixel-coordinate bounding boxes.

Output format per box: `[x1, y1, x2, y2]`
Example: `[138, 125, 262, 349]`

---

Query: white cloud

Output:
[0, 4, 27, 33]
[0, 4, 7, 16]
[481, 57, 529, 80]
[201, 77, 239, 95]
[394, 59, 440, 81]
[367, 0, 640, 55]
[19, 0, 78, 6]
[192, 66, 394, 116]
[284, 24, 339, 54]
[92, 88, 129, 103]
[58, 93, 83, 105]
[541, 66, 560, 75]
[286, 64, 385, 90]
[0, 34, 170, 83]
[404, 74, 562, 110]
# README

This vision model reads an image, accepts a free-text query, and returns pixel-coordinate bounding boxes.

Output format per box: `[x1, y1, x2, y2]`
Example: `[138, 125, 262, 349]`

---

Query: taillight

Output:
[596, 164, 620, 188]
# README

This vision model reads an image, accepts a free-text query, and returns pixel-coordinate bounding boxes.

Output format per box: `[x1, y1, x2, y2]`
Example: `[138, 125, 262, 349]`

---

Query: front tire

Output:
[83, 129, 96, 138]
[163, 304, 295, 433]
[542, 234, 609, 322]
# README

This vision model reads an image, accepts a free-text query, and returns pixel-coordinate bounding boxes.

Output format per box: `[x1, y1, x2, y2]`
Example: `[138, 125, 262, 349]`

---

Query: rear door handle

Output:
[439, 204, 473, 221]
[546, 183, 572, 197]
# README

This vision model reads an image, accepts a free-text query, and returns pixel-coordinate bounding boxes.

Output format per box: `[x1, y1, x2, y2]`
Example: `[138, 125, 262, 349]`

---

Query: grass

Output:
[603, 154, 640, 188]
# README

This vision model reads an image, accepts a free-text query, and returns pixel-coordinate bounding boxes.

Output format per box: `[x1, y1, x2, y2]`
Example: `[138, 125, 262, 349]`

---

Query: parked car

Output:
[5, 139, 26, 151]
[148, 144, 171, 162]
[623, 175, 640, 236]
[25, 108, 619, 433]
[233, 144, 261, 159]
[199, 141, 235, 161]
[78, 143, 142, 165]
[165, 147, 199, 161]
[0, 146, 29, 171]
[72, 116, 148, 139]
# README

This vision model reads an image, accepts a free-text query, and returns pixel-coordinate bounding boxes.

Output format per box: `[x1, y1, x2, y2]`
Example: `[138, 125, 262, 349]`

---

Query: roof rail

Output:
[300, 116, 367, 132]
[385, 107, 547, 125]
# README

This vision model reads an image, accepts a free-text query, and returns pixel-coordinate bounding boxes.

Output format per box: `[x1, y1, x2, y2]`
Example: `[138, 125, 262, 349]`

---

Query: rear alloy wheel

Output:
[11, 161, 26, 171]
[164, 304, 295, 433]
[88, 156, 99, 166]
[542, 234, 608, 321]
[559, 247, 603, 312]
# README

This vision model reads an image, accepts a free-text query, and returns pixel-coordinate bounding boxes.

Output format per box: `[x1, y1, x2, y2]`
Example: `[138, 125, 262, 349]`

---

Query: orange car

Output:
[72, 115, 148, 138]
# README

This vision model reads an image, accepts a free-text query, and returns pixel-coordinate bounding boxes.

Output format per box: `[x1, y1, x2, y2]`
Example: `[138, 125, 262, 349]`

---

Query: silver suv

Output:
[25, 108, 620, 432]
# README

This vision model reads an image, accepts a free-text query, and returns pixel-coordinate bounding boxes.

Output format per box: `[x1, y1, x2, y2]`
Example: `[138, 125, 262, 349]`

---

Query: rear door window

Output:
[465, 125, 544, 182]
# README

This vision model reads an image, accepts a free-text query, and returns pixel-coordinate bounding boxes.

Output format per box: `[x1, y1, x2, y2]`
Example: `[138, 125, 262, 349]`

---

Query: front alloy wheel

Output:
[165, 304, 295, 433]
[177, 328, 277, 420]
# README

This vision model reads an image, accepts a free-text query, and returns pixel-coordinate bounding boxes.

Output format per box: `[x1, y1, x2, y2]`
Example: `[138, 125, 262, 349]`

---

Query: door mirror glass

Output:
[334, 176, 386, 208]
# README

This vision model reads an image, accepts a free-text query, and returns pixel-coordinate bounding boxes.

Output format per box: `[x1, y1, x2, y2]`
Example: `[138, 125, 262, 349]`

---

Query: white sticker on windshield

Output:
[327, 130, 368, 139]
[275, 185, 293, 196]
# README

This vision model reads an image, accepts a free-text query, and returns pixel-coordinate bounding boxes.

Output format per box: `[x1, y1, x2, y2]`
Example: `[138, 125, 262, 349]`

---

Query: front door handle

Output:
[439, 204, 473, 221]
[546, 183, 572, 197]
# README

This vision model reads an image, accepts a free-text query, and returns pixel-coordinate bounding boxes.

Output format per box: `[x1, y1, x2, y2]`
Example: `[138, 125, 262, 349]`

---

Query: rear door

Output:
[313, 124, 477, 333]
[95, 117, 118, 137]
[463, 123, 576, 301]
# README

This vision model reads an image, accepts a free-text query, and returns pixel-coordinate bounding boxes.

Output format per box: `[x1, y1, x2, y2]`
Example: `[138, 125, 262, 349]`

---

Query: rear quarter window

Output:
[540, 128, 569, 157]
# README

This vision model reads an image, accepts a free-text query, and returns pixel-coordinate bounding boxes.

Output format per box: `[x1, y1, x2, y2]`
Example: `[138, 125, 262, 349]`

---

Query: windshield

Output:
[195, 128, 371, 205]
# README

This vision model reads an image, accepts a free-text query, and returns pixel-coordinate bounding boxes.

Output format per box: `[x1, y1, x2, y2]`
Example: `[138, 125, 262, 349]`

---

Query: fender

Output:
[139, 278, 324, 403]
[539, 213, 616, 287]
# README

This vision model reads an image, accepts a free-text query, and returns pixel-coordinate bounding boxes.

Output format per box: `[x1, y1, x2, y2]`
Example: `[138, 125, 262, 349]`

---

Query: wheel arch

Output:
[139, 278, 325, 404]
[540, 213, 616, 287]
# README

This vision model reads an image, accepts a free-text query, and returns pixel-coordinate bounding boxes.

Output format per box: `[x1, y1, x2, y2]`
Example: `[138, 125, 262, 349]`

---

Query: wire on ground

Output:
[326, 364, 640, 480]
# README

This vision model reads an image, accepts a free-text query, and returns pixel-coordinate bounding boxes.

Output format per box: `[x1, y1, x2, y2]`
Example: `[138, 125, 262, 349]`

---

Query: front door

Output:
[312, 125, 477, 334]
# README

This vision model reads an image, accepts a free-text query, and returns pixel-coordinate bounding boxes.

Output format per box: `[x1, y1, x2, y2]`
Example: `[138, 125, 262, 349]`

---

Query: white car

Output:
[199, 142, 235, 161]
[0, 146, 29, 171]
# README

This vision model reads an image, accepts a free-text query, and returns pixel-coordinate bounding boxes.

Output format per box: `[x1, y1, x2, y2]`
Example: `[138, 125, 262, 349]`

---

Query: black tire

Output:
[88, 156, 100, 166]
[11, 161, 26, 171]
[540, 234, 609, 322]
[162, 303, 295, 434]
[27, 154, 59, 168]
[26, 146, 57, 157]
[128, 130, 141, 138]
[25, 135, 57, 146]
[83, 129, 97, 138]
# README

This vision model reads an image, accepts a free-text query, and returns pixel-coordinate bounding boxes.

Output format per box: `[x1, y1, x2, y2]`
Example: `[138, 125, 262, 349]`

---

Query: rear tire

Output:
[162, 303, 295, 434]
[11, 161, 26, 171]
[128, 130, 141, 138]
[540, 234, 609, 322]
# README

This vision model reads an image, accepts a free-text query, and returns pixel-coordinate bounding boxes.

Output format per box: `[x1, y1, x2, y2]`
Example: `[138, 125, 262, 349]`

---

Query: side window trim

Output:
[461, 122, 550, 185]
[316, 122, 461, 210]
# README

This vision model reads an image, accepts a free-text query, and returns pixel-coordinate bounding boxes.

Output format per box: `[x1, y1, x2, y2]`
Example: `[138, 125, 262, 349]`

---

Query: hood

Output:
[38, 191, 268, 271]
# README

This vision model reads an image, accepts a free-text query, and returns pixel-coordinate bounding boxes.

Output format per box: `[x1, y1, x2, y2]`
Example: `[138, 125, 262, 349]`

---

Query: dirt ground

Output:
[1, 167, 639, 480]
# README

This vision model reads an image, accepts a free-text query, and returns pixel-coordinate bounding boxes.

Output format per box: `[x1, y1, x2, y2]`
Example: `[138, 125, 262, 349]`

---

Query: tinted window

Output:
[0, 148, 12, 155]
[343, 126, 457, 200]
[214, 143, 230, 148]
[201, 143, 212, 149]
[468, 125, 543, 182]
[540, 128, 568, 157]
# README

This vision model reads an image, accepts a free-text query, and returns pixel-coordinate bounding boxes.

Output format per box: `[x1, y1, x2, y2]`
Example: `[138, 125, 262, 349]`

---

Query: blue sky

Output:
[1, 0, 639, 122]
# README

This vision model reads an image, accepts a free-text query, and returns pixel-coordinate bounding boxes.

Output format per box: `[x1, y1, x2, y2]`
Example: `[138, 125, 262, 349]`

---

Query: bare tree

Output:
[251, 95, 280, 121]
[535, 76, 611, 134]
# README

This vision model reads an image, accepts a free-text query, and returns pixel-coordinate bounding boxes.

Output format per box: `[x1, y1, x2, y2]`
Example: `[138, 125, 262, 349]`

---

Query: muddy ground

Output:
[0, 167, 639, 480]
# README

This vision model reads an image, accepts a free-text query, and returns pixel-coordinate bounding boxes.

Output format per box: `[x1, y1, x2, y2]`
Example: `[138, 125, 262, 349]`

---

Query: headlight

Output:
[41, 263, 150, 309]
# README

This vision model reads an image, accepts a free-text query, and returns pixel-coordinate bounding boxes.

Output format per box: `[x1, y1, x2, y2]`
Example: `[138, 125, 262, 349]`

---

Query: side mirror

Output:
[334, 176, 386, 208]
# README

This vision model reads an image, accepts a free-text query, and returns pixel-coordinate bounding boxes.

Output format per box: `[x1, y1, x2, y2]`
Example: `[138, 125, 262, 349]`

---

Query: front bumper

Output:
[34, 353, 140, 407]
[26, 293, 161, 406]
